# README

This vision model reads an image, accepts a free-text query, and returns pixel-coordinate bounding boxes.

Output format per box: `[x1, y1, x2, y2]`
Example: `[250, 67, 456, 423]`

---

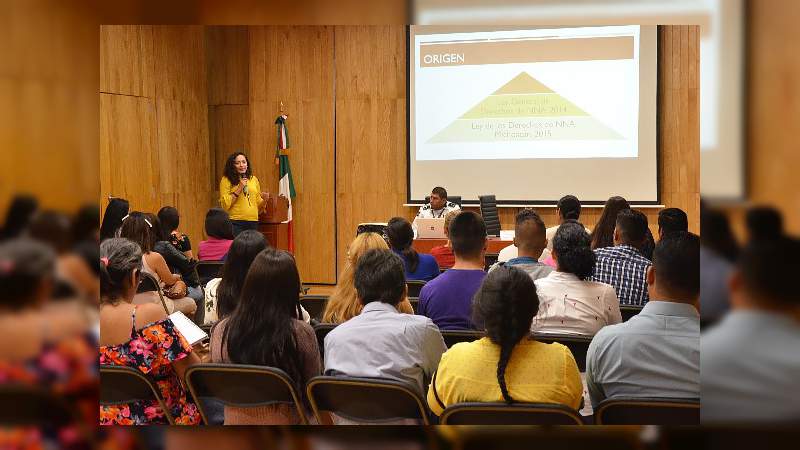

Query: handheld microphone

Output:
[241, 174, 249, 195]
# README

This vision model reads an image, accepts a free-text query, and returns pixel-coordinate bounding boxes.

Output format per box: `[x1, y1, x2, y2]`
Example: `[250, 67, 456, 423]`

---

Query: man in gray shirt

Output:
[586, 232, 700, 407]
[702, 234, 800, 423]
[489, 208, 553, 282]
[324, 248, 447, 394]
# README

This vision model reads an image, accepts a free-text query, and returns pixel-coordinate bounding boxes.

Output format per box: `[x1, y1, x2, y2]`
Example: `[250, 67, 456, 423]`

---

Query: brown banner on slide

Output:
[420, 36, 633, 67]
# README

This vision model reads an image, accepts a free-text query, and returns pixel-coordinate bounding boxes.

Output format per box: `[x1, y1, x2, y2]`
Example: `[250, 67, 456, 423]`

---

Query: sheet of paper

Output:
[169, 311, 208, 346]
[499, 230, 515, 240]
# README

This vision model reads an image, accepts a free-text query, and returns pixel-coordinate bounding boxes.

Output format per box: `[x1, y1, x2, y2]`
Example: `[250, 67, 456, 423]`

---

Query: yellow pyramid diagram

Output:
[428, 72, 624, 143]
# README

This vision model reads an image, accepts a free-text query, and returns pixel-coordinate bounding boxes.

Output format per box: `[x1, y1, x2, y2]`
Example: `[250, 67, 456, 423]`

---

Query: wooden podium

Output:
[258, 193, 290, 251]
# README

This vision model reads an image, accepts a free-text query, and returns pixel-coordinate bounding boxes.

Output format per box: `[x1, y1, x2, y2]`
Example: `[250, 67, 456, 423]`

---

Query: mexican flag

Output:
[275, 114, 296, 253]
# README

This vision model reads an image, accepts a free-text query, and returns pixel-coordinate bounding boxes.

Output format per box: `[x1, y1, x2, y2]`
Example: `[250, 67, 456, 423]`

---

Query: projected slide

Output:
[413, 26, 641, 161]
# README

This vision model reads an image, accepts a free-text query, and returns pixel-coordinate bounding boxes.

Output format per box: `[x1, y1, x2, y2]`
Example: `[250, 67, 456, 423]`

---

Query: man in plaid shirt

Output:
[590, 209, 653, 306]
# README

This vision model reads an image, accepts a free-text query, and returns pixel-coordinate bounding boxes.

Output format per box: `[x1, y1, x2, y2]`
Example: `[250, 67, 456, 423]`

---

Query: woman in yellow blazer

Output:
[219, 152, 264, 236]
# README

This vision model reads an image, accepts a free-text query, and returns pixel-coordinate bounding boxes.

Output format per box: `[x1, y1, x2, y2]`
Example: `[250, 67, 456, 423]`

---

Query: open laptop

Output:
[414, 217, 447, 239]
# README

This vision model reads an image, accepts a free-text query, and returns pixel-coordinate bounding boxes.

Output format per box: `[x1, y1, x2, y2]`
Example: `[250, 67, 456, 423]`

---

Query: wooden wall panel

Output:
[206, 26, 249, 106]
[100, 25, 155, 97]
[250, 26, 336, 284]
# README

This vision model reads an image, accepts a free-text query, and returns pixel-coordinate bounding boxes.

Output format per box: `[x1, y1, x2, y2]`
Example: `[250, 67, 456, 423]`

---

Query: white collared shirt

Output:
[532, 271, 622, 336]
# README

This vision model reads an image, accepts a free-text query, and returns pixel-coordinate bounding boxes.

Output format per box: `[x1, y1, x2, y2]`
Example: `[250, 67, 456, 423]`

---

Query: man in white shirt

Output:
[417, 186, 460, 219]
[586, 232, 700, 407]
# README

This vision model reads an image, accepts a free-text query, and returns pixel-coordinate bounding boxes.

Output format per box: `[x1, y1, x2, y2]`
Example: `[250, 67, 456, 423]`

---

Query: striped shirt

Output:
[590, 245, 651, 306]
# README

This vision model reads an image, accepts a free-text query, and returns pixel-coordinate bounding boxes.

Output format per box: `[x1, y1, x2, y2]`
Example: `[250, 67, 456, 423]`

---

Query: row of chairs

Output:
[100, 363, 699, 425]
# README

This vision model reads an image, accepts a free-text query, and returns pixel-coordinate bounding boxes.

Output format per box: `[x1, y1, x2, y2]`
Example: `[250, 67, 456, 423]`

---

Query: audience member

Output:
[158, 206, 193, 259]
[0, 194, 38, 240]
[658, 207, 689, 239]
[590, 196, 630, 250]
[745, 206, 783, 242]
[119, 212, 196, 317]
[99, 238, 201, 425]
[699, 202, 737, 323]
[198, 208, 235, 261]
[324, 249, 446, 401]
[590, 209, 652, 306]
[416, 186, 460, 219]
[0, 238, 98, 445]
[429, 209, 460, 269]
[211, 248, 320, 424]
[387, 217, 439, 281]
[419, 211, 486, 330]
[490, 209, 553, 281]
[323, 232, 413, 324]
[99, 197, 129, 242]
[205, 230, 269, 323]
[586, 232, 700, 407]
[533, 221, 621, 336]
[701, 231, 800, 423]
[428, 266, 583, 415]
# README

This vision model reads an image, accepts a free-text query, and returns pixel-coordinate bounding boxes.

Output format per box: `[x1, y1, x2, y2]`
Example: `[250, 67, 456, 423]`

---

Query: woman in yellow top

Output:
[219, 152, 264, 236]
[427, 265, 584, 415]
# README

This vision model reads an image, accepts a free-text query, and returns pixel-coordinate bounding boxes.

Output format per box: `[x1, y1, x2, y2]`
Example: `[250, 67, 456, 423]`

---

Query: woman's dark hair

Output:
[27, 210, 73, 254]
[386, 217, 419, 273]
[222, 248, 305, 392]
[0, 195, 39, 240]
[72, 203, 100, 244]
[99, 238, 142, 304]
[216, 230, 269, 319]
[157, 206, 180, 237]
[472, 266, 539, 404]
[118, 211, 155, 253]
[557, 195, 581, 221]
[0, 238, 55, 310]
[590, 196, 630, 250]
[700, 201, 739, 262]
[100, 198, 129, 242]
[205, 208, 234, 240]
[223, 151, 253, 186]
[553, 220, 596, 280]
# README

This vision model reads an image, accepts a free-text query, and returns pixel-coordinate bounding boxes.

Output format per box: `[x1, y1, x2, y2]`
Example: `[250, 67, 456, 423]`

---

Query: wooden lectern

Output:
[258, 192, 289, 251]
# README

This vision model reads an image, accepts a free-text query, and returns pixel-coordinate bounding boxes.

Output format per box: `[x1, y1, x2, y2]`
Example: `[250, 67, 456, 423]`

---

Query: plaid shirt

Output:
[590, 245, 652, 306]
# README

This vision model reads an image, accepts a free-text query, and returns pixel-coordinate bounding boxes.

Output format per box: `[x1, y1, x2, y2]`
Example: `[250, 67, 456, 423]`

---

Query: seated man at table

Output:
[419, 211, 487, 330]
[417, 186, 460, 219]
[489, 208, 553, 282]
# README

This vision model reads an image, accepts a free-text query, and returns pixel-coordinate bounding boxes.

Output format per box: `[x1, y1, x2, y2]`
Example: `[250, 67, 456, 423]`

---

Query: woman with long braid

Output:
[427, 265, 583, 415]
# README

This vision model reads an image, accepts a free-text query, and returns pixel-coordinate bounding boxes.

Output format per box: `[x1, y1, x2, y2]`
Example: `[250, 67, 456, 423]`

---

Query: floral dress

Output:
[99, 307, 201, 425]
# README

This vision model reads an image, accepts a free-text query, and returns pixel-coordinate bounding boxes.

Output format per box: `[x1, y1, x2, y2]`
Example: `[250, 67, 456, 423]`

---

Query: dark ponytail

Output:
[386, 217, 419, 273]
[553, 221, 595, 280]
[100, 238, 142, 303]
[472, 266, 539, 405]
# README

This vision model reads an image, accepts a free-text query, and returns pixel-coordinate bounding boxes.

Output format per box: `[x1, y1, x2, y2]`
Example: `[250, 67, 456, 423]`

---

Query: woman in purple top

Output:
[198, 208, 235, 261]
[386, 217, 440, 282]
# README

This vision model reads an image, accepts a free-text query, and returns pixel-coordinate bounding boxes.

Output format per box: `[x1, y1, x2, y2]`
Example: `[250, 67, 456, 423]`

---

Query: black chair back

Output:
[185, 363, 308, 424]
[441, 330, 484, 348]
[100, 365, 174, 424]
[0, 385, 76, 426]
[306, 376, 430, 424]
[440, 402, 583, 425]
[533, 333, 592, 372]
[196, 261, 224, 284]
[620, 305, 643, 322]
[479, 195, 501, 237]
[406, 280, 427, 299]
[313, 323, 338, 360]
[484, 253, 499, 270]
[136, 272, 170, 314]
[300, 295, 329, 322]
[595, 397, 700, 425]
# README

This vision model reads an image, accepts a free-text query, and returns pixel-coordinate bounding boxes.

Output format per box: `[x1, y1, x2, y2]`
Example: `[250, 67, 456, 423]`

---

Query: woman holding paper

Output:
[99, 237, 201, 425]
[219, 151, 265, 236]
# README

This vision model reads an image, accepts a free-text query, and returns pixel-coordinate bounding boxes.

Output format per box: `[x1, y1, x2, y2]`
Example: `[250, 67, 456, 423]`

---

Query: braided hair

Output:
[471, 266, 539, 404]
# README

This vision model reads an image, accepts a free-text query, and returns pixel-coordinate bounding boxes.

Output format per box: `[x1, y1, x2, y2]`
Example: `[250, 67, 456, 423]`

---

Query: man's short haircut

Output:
[745, 206, 783, 241]
[354, 248, 406, 306]
[738, 235, 800, 306]
[616, 209, 649, 245]
[557, 195, 581, 221]
[449, 211, 486, 258]
[514, 209, 546, 250]
[431, 186, 448, 200]
[658, 208, 689, 236]
[652, 232, 700, 300]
